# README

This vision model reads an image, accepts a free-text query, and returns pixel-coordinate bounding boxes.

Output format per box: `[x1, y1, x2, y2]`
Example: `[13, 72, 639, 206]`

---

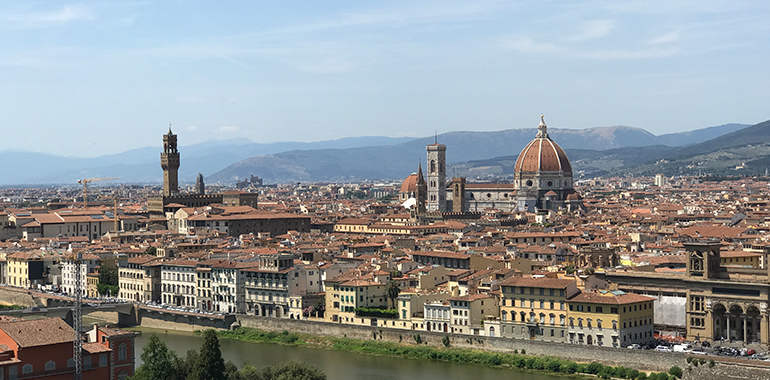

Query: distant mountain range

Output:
[207, 123, 751, 183]
[0, 122, 757, 186]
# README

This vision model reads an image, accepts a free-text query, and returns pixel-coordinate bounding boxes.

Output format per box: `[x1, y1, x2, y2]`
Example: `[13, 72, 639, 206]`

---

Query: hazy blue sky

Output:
[2, 1, 768, 157]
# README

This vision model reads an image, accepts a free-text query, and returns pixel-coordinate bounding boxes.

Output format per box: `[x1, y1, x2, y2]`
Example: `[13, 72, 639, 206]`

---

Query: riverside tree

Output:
[131, 334, 179, 380]
[189, 330, 227, 380]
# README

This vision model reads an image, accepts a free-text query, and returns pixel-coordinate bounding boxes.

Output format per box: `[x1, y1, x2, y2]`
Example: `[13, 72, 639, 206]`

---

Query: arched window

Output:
[68, 358, 74, 368]
[430, 160, 436, 173]
[23, 364, 33, 374]
[118, 343, 128, 361]
[45, 360, 56, 371]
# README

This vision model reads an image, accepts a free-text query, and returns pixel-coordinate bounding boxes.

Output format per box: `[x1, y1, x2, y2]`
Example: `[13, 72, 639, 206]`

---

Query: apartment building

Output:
[497, 276, 579, 342]
[160, 260, 198, 307]
[566, 290, 656, 347]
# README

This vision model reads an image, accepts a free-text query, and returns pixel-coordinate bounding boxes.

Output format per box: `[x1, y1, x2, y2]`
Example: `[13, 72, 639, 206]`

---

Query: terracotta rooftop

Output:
[0, 317, 72, 348]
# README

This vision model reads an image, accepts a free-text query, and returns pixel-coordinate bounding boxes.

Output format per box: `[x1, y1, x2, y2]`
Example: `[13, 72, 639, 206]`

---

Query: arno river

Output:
[132, 327, 565, 380]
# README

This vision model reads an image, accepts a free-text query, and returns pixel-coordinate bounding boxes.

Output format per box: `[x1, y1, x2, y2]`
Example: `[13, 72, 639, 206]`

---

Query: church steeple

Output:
[415, 162, 427, 216]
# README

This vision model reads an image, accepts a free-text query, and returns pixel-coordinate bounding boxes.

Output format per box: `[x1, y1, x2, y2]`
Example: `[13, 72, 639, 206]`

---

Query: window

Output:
[84, 355, 92, 369]
[45, 361, 55, 371]
[118, 343, 128, 360]
[67, 358, 74, 368]
[22, 364, 33, 374]
[100, 353, 108, 367]
[9, 366, 17, 380]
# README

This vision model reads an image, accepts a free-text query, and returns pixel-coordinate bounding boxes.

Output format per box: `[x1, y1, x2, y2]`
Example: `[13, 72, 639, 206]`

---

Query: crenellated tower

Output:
[161, 127, 180, 197]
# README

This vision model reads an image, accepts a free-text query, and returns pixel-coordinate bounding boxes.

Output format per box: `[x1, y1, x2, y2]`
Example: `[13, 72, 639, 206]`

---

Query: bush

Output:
[708, 359, 715, 368]
[546, 359, 562, 372]
[669, 366, 683, 379]
[585, 362, 605, 374]
[442, 335, 450, 347]
[627, 369, 640, 379]
[355, 307, 398, 318]
[559, 362, 578, 374]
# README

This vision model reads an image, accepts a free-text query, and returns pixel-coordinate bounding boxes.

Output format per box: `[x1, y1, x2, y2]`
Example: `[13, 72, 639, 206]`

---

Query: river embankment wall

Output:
[234, 315, 770, 380]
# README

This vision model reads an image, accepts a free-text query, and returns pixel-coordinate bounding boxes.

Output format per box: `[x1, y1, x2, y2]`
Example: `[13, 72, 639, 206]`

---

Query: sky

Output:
[2, 1, 769, 157]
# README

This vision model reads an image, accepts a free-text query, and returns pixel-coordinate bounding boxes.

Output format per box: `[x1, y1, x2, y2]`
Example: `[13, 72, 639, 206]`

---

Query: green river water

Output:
[132, 327, 570, 380]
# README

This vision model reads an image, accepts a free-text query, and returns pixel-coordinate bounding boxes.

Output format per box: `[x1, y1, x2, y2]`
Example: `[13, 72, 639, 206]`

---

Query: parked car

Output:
[627, 344, 641, 349]
[655, 345, 673, 352]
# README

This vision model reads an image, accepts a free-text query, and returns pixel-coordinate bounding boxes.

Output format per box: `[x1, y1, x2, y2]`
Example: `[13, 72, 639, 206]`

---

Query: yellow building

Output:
[6, 251, 44, 289]
[720, 250, 761, 269]
[566, 290, 655, 348]
[86, 272, 100, 298]
[118, 255, 159, 302]
[325, 276, 388, 324]
[497, 276, 579, 341]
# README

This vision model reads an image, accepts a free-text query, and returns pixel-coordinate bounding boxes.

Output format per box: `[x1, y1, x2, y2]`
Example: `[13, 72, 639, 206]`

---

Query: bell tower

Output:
[684, 241, 722, 279]
[426, 141, 447, 212]
[161, 126, 180, 197]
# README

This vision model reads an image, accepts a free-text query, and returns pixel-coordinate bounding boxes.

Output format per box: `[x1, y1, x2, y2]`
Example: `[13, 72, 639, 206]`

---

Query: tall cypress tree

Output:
[189, 329, 226, 380]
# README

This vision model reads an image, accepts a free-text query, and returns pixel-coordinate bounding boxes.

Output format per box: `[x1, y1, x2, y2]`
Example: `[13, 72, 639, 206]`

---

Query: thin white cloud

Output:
[499, 37, 561, 55]
[217, 126, 239, 134]
[499, 35, 678, 60]
[1, 4, 95, 29]
[564, 20, 615, 42]
[646, 30, 680, 45]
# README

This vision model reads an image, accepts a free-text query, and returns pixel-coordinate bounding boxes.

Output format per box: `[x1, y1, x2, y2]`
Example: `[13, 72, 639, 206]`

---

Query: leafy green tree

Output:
[131, 334, 179, 380]
[99, 262, 119, 286]
[385, 280, 401, 309]
[189, 330, 227, 380]
[145, 247, 158, 256]
[668, 366, 683, 379]
[251, 361, 326, 380]
[173, 349, 199, 380]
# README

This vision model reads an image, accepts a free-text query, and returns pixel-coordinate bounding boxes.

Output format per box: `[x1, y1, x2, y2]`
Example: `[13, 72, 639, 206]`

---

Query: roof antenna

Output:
[434, 131, 437, 144]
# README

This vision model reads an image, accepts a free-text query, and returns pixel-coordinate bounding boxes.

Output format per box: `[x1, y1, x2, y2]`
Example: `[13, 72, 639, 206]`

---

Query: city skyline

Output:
[2, 1, 768, 157]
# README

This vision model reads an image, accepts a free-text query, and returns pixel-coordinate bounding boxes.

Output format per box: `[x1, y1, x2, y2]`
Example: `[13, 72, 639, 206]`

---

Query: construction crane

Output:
[72, 250, 83, 380]
[77, 177, 118, 208]
[99, 192, 124, 233]
[59, 251, 84, 380]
